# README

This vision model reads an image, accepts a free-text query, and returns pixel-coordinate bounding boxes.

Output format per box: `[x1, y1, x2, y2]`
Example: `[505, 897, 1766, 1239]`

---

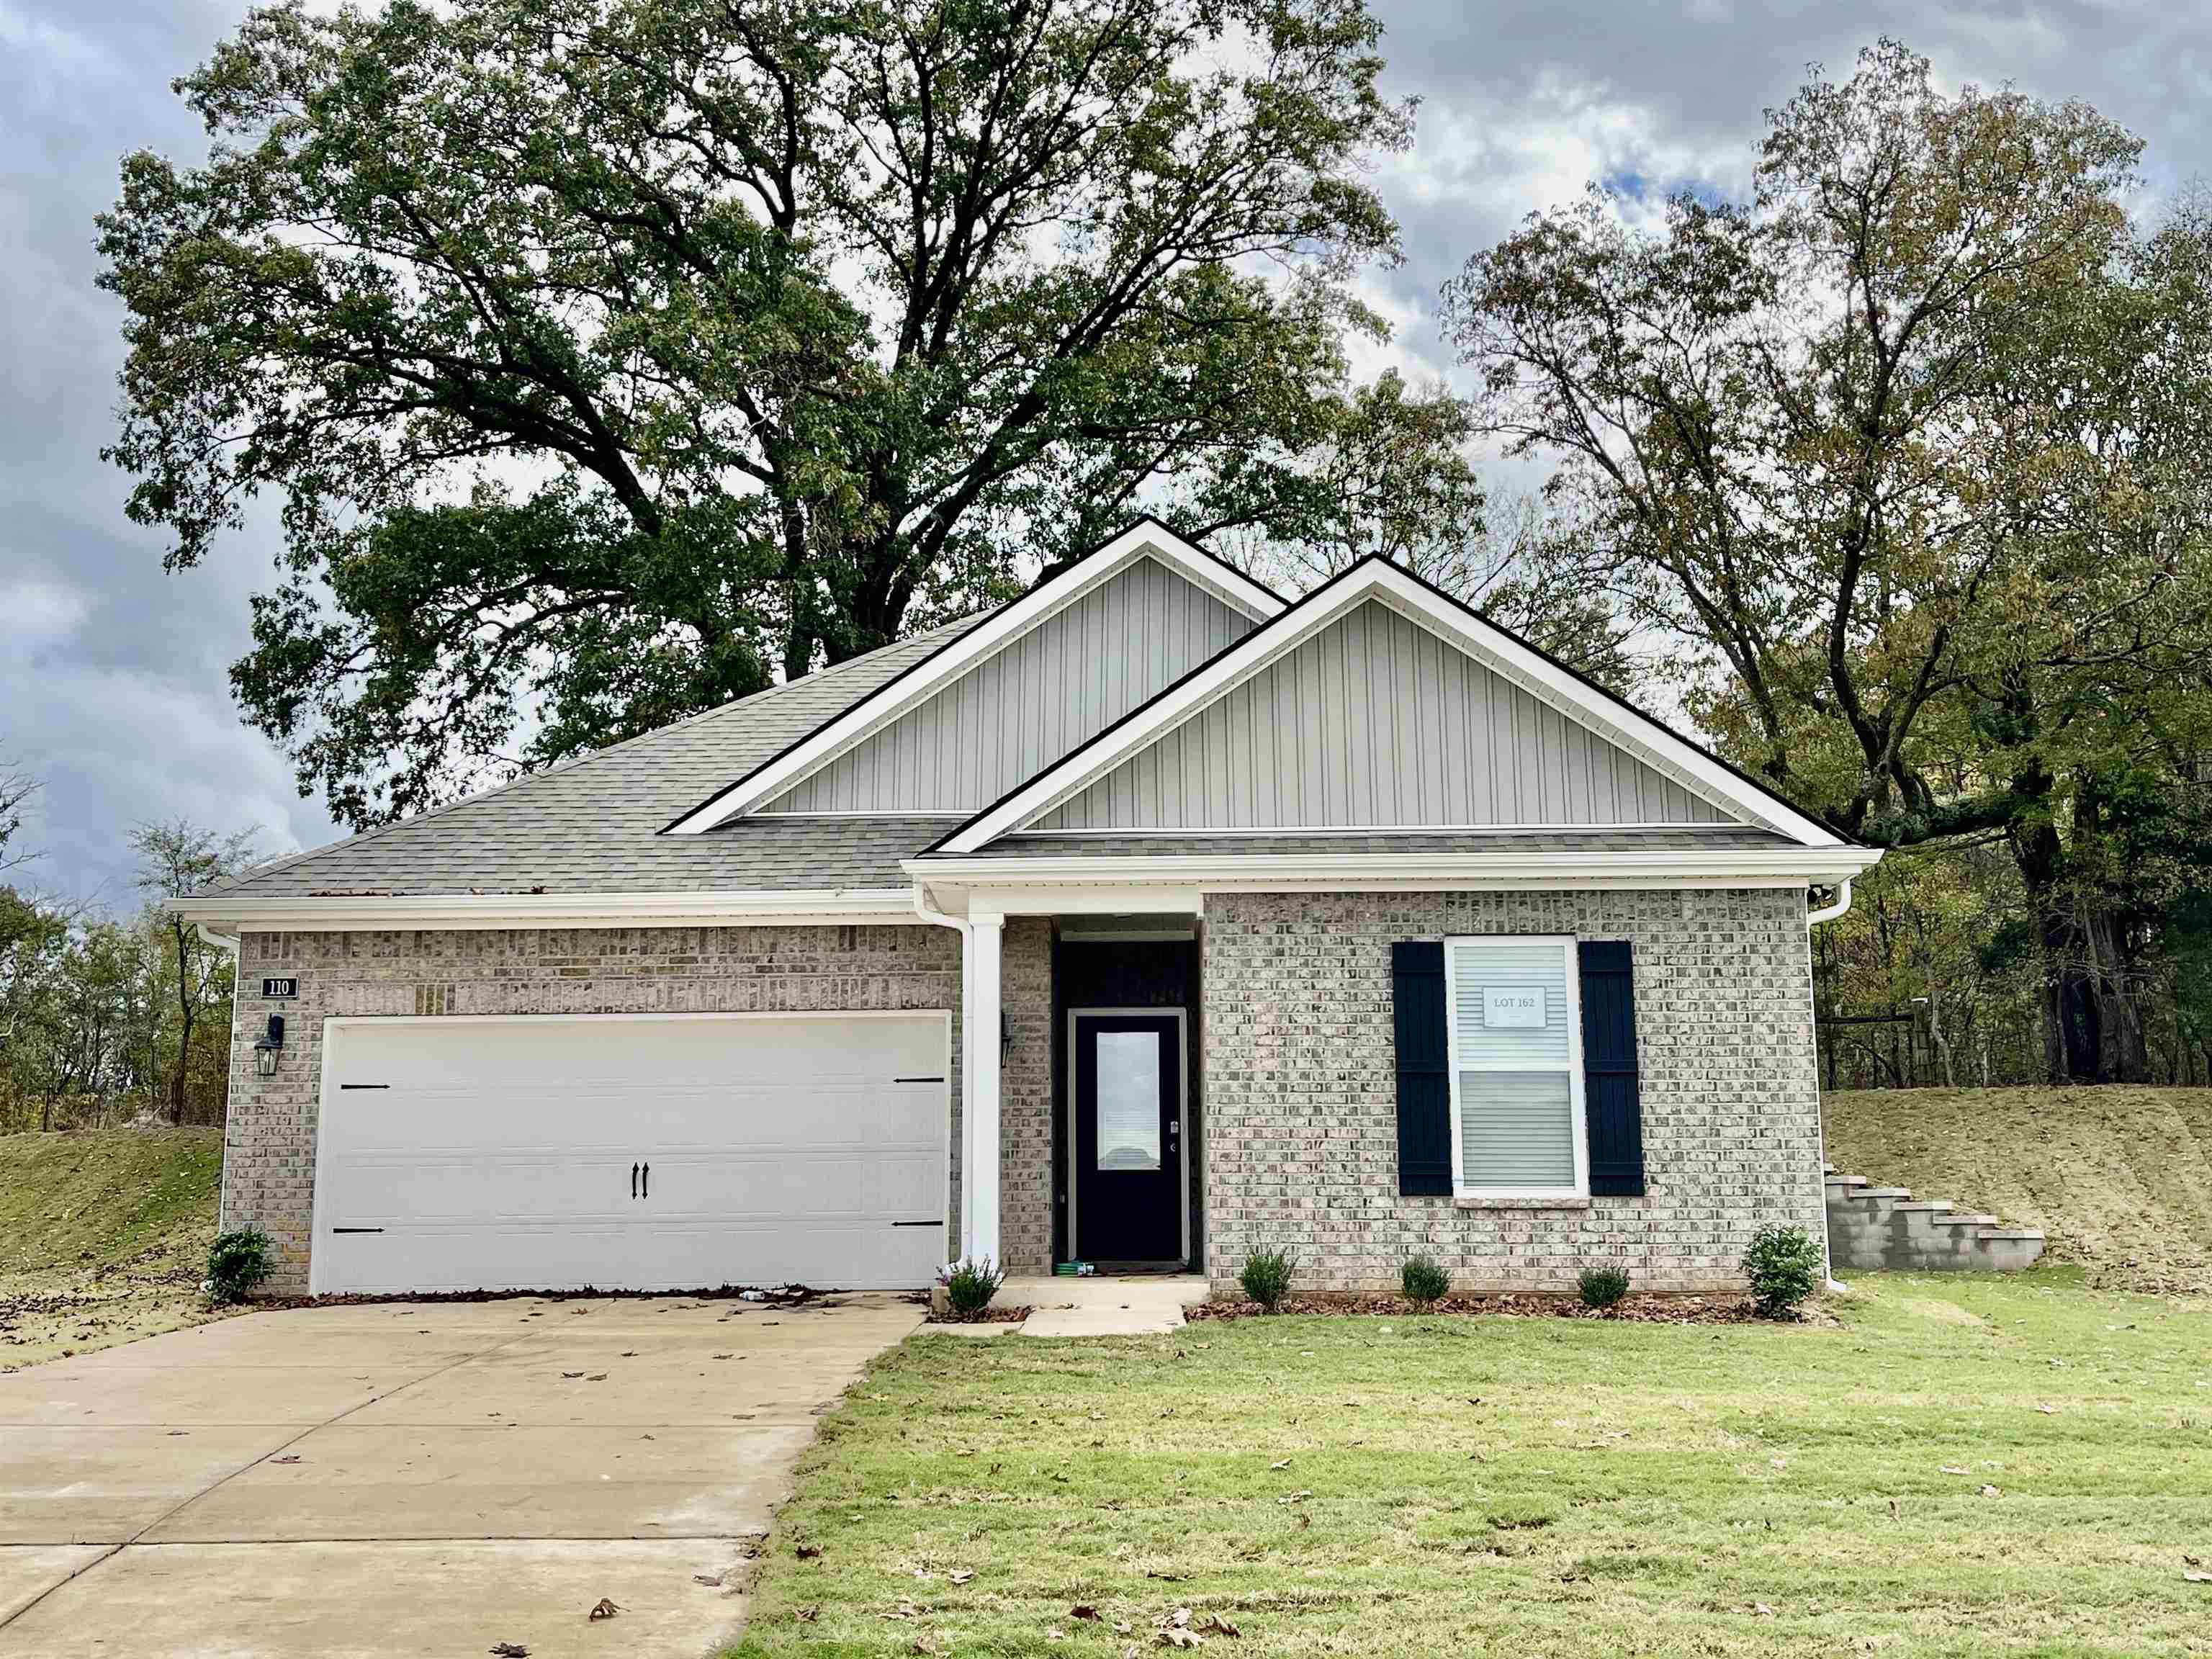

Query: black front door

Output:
[1071, 1012, 1184, 1264]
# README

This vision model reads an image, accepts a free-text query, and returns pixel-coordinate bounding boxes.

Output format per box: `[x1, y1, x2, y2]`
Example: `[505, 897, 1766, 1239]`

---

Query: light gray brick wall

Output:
[224, 922, 1054, 1295]
[1200, 889, 1825, 1295]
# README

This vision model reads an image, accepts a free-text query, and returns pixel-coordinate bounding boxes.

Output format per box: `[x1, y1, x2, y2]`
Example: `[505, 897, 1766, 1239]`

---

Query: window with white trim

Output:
[1443, 935, 1588, 1200]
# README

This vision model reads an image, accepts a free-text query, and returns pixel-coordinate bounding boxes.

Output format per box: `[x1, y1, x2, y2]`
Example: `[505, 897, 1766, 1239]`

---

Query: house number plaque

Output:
[262, 977, 300, 999]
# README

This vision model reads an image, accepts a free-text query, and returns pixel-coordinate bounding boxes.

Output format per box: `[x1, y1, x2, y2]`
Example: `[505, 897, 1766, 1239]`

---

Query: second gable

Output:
[1031, 598, 1735, 832]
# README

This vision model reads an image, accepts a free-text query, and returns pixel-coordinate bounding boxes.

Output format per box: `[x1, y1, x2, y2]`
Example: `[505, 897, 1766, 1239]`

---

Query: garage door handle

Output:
[630, 1161, 638, 1200]
[641, 1161, 649, 1199]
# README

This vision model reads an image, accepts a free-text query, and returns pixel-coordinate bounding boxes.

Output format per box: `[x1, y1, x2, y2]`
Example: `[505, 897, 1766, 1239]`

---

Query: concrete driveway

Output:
[0, 1292, 921, 1656]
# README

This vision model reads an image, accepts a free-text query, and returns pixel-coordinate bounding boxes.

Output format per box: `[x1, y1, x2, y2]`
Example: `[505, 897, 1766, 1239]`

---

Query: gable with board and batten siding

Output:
[1031, 595, 1731, 833]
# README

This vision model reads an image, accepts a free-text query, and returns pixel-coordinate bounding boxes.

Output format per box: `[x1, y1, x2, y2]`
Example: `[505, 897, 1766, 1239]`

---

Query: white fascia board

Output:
[166, 887, 922, 933]
[908, 845, 1885, 892]
[940, 559, 1846, 853]
[665, 523, 1284, 835]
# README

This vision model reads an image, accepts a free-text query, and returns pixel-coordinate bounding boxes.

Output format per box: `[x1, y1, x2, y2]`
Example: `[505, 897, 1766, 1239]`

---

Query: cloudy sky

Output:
[1, 0, 2206, 909]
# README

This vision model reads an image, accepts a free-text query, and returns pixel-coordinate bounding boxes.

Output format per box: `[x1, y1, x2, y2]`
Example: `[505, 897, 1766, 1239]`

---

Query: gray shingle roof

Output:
[210, 619, 986, 899]
[929, 827, 1797, 860]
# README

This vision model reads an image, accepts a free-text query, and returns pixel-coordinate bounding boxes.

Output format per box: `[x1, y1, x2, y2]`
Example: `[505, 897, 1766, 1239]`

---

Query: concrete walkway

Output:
[0, 1292, 920, 1656]
[959, 1274, 1210, 1336]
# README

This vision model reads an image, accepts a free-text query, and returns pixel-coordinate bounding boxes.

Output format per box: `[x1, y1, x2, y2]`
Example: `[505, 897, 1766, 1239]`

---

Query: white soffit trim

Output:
[908, 846, 1885, 890]
[938, 559, 1848, 854]
[664, 521, 1285, 835]
[166, 887, 921, 932]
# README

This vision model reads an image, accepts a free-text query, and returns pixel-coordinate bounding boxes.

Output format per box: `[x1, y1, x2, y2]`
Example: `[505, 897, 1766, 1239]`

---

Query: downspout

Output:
[1805, 880, 1854, 1291]
[912, 884, 971, 1264]
[192, 922, 240, 1233]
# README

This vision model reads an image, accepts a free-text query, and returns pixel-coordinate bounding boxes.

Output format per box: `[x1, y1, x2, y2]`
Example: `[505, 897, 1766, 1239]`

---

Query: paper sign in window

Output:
[1482, 985, 1546, 1029]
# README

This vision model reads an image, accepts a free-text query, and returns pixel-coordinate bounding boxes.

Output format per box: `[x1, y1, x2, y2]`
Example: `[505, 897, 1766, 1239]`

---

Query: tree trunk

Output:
[2082, 907, 2150, 1083]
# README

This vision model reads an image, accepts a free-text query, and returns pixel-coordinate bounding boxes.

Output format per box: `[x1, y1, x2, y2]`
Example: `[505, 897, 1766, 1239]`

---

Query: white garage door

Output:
[311, 1012, 950, 1295]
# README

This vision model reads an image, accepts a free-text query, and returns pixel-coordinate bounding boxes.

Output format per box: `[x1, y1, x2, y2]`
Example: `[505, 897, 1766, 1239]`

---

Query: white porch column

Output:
[963, 910, 1004, 1267]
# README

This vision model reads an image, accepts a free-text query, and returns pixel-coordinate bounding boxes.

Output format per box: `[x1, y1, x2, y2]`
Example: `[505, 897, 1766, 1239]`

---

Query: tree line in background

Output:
[94, 5, 2212, 1090]
[0, 771, 250, 1133]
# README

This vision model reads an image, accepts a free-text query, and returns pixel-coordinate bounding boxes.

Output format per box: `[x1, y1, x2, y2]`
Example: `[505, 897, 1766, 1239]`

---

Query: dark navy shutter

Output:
[1578, 940, 1645, 1196]
[1392, 942, 1452, 1196]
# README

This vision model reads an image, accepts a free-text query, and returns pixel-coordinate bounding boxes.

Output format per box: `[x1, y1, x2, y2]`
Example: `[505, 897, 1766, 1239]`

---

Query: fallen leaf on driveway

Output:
[490, 1643, 529, 1657]
[587, 1597, 620, 1622]
[562, 1372, 585, 1380]
[693, 1572, 725, 1588]
[585, 1372, 608, 1382]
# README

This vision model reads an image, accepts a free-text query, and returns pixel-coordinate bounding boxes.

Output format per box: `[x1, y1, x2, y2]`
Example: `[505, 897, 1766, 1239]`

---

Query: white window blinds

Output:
[1445, 936, 1586, 1197]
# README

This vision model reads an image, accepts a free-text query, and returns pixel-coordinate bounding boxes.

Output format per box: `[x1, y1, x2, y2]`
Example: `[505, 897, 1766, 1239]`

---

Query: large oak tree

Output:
[101, 0, 1428, 827]
[1446, 40, 2212, 1081]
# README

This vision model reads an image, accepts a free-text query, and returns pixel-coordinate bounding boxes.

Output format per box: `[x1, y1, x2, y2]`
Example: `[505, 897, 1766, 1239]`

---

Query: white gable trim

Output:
[938, 559, 1847, 854]
[664, 521, 1284, 835]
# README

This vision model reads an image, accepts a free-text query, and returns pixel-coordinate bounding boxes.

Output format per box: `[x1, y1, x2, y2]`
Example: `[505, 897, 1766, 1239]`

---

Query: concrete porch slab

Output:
[999, 1274, 1210, 1336]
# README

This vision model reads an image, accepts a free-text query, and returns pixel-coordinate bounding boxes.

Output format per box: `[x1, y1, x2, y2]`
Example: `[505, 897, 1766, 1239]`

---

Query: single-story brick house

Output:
[176, 521, 1881, 1298]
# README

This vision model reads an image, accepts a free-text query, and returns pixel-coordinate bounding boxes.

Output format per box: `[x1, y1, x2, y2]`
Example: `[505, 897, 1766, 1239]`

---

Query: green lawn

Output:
[0, 1127, 228, 1368]
[731, 1271, 2212, 1657]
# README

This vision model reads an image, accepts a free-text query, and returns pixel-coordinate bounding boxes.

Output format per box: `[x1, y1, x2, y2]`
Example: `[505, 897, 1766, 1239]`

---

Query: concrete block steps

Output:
[1822, 1166, 2045, 1273]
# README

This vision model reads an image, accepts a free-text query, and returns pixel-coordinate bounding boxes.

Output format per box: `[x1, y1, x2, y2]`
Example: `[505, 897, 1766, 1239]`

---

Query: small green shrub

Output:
[1238, 1247, 1297, 1310]
[1400, 1254, 1450, 1306]
[205, 1226, 271, 1305]
[1578, 1264, 1631, 1310]
[940, 1256, 1003, 1319]
[1743, 1223, 1823, 1319]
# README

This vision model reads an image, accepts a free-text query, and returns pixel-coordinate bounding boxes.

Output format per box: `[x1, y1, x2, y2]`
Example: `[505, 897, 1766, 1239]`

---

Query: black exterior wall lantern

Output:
[253, 1013, 286, 1077]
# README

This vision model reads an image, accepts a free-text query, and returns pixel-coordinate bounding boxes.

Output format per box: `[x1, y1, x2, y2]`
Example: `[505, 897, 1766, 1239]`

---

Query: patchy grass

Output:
[729, 1272, 2212, 1657]
[1825, 1087, 2212, 1292]
[0, 1128, 228, 1368]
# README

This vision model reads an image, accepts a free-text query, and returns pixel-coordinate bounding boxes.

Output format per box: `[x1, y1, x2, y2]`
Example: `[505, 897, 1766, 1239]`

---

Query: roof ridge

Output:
[207, 616, 986, 898]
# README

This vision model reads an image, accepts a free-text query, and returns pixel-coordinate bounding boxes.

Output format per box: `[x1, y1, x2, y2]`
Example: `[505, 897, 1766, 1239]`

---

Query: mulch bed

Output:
[1188, 1292, 1779, 1324]
[924, 1304, 1033, 1326]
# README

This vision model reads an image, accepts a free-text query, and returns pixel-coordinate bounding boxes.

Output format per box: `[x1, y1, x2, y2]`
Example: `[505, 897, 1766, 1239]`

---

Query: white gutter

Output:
[166, 886, 920, 932]
[1806, 878, 1854, 926]
[908, 847, 1885, 891]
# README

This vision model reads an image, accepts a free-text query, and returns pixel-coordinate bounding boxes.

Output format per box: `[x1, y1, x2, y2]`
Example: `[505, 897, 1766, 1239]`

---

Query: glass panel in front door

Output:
[1094, 1030, 1162, 1170]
